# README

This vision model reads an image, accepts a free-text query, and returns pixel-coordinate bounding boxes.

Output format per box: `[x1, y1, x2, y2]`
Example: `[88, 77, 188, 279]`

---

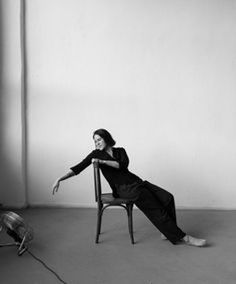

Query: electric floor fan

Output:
[0, 211, 33, 256]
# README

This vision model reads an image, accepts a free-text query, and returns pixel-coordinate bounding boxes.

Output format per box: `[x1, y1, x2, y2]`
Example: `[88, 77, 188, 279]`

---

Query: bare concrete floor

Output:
[1, 208, 236, 284]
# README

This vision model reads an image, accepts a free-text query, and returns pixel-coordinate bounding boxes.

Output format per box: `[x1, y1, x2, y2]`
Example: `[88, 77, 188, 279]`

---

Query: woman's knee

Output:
[165, 193, 175, 207]
[135, 188, 159, 208]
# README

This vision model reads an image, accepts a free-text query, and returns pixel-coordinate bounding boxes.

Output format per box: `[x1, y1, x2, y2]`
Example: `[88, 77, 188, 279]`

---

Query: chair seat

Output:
[101, 193, 135, 205]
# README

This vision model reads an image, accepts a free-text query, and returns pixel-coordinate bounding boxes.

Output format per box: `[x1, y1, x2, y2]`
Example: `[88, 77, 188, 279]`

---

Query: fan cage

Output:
[0, 211, 33, 255]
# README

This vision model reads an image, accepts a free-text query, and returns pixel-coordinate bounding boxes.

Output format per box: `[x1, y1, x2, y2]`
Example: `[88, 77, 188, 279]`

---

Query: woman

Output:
[52, 129, 206, 247]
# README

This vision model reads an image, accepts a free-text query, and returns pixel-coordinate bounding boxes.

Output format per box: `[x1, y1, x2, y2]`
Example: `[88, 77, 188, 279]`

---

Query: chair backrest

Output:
[93, 161, 102, 203]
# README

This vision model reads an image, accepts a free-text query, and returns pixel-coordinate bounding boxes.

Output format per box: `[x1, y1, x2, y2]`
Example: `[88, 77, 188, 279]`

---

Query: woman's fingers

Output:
[52, 181, 59, 195]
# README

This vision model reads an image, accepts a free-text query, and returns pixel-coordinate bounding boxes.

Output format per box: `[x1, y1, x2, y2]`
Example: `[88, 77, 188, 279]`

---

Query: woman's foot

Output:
[182, 235, 207, 247]
[160, 233, 167, 240]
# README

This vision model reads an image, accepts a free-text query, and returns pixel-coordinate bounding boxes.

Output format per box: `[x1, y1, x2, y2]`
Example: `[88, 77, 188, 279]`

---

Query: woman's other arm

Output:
[92, 148, 129, 169]
[92, 158, 119, 169]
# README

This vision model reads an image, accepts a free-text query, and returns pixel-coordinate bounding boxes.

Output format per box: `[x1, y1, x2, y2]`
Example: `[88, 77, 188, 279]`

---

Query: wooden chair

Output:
[93, 161, 135, 244]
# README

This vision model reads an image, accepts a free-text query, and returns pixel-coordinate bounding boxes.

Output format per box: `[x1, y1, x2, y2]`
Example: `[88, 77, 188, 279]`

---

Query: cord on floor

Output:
[27, 250, 68, 284]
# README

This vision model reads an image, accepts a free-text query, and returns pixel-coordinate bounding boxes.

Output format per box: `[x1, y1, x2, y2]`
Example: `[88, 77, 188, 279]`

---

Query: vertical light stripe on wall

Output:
[20, 0, 28, 207]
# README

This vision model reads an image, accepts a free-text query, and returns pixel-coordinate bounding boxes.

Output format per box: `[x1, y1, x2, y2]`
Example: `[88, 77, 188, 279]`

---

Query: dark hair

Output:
[93, 129, 116, 147]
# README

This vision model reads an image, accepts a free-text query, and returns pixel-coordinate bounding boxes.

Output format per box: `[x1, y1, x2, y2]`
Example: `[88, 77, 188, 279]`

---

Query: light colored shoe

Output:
[183, 235, 207, 247]
[161, 233, 167, 240]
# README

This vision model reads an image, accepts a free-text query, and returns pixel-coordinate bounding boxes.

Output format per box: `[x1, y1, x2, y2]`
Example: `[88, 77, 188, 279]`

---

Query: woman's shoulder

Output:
[113, 146, 126, 151]
[91, 149, 104, 156]
[91, 149, 111, 158]
[113, 147, 128, 156]
[84, 149, 102, 159]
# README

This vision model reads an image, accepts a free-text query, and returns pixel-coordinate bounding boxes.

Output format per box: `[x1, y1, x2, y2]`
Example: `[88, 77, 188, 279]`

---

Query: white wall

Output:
[0, 0, 25, 207]
[2, 0, 236, 209]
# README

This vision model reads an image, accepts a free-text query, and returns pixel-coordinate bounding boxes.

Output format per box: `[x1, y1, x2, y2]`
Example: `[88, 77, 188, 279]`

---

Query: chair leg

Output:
[96, 206, 103, 244]
[127, 204, 135, 244]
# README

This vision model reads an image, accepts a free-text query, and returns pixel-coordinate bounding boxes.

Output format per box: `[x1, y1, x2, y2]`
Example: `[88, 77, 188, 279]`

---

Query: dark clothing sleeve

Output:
[114, 147, 129, 170]
[70, 150, 96, 175]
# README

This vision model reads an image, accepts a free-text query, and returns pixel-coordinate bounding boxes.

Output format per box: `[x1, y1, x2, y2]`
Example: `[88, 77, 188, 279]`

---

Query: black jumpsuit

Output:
[70, 147, 186, 244]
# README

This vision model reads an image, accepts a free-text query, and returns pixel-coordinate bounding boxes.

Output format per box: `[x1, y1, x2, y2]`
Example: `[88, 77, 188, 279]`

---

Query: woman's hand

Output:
[52, 179, 60, 195]
[92, 158, 104, 164]
[91, 159, 118, 168]
[51, 170, 75, 195]
[92, 158, 99, 163]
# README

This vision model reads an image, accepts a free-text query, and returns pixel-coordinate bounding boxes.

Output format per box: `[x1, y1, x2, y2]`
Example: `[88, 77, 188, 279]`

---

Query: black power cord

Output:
[27, 249, 68, 284]
[0, 211, 68, 283]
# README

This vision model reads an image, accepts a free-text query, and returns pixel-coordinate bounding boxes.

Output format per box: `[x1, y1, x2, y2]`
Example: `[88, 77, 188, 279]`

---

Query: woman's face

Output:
[93, 134, 107, 151]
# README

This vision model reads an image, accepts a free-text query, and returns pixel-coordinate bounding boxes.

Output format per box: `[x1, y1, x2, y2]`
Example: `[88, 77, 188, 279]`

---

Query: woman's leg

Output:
[135, 184, 186, 244]
[135, 181, 207, 246]
[142, 181, 177, 223]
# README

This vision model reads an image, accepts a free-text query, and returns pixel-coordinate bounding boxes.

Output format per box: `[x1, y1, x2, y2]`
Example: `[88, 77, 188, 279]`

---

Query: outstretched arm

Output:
[52, 150, 97, 195]
[52, 170, 75, 195]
